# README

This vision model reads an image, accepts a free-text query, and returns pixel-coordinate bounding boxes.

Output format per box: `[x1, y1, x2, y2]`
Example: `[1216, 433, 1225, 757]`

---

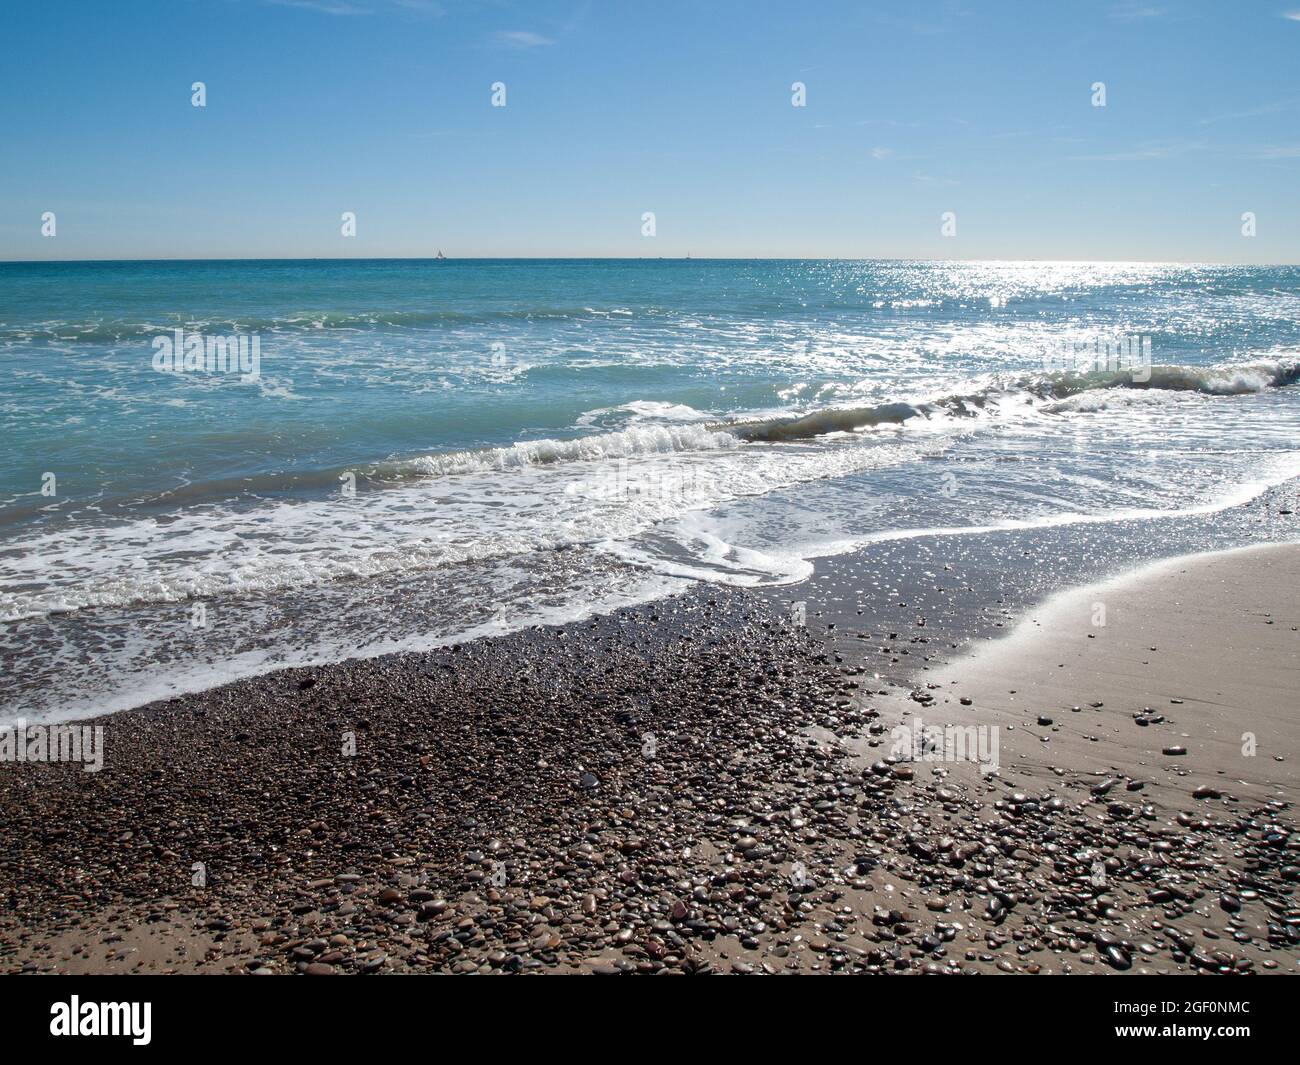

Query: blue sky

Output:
[1, 0, 1298, 261]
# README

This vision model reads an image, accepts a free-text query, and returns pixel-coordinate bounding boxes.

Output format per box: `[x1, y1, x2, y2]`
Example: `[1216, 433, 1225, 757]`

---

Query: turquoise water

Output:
[3, 259, 1299, 721]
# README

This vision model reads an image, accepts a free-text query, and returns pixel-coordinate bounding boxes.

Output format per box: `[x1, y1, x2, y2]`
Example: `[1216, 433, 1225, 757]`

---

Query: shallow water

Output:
[3, 259, 1299, 722]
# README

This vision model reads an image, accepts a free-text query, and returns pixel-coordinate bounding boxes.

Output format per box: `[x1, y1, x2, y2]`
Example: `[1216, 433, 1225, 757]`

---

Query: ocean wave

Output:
[1041, 357, 1300, 398]
[575, 400, 710, 426]
[724, 357, 1300, 442]
[296, 356, 1300, 481]
[3, 356, 1296, 626]
[3, 305, 649, 343]
[386, 422, 739, 478]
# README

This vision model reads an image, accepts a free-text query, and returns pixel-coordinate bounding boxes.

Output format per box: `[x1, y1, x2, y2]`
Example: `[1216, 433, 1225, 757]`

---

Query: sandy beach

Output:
[919, 542, 1300, 813]
[2, 541, 1295, 975]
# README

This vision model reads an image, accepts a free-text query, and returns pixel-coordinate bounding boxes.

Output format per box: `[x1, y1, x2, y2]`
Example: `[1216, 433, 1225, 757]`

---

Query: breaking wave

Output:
[384, 356, 1300, 467]
[725, 357, 1300, 442]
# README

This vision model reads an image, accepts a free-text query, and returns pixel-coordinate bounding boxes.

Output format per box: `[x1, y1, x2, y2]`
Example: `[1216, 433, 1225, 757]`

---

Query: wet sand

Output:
[917, 542, 1300, 812]
[850, 542, 1300, 974]
[1, 546, 1297, 974]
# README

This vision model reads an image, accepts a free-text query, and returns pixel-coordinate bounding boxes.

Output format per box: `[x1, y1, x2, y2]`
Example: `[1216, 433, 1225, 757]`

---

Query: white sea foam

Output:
[0, 565, 692, 728]
[2, 357, 1298, 625]
[394, 422, 738, 477]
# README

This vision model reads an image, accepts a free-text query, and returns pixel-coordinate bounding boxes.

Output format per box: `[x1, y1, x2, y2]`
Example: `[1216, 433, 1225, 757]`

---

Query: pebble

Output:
[3, 585, 1293, 981]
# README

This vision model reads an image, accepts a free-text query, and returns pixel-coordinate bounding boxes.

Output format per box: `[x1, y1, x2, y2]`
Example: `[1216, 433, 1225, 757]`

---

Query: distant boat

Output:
[435, 250, 446, 261]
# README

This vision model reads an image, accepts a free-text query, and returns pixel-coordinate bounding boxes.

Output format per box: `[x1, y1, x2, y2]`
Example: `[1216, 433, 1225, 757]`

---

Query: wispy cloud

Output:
[266, 0, 373, 14]
[914, 172, 958, 187]
[1249, 143, 1300, 158]
[1108, 3, 1166, 21]
[1200, 98, 1299, 125]
[494, 30, 556, 49]
[1072, 139, 1207, 161]
[1071, 138, 1300, 163]
[870, 147, 895, 160]
[1282, 10, 1300, 21]
[853, 118, 922, 129]
[264, 0, 444, 15]
[869, 3, 970, 36]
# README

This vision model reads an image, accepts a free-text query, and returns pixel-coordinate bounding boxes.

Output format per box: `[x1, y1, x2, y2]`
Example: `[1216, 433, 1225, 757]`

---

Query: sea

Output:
[3, 258, 1298, 724]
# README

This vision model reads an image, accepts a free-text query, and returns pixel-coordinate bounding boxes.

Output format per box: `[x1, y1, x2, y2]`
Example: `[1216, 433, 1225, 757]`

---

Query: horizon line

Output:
[2, 255, 1298, 267]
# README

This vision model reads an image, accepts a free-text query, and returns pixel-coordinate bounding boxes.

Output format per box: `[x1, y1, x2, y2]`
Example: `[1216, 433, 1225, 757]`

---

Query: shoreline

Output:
[6, 476, 1297, 731]
[2, 544, 1297, 974]
[909, 542, 1300, 811]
